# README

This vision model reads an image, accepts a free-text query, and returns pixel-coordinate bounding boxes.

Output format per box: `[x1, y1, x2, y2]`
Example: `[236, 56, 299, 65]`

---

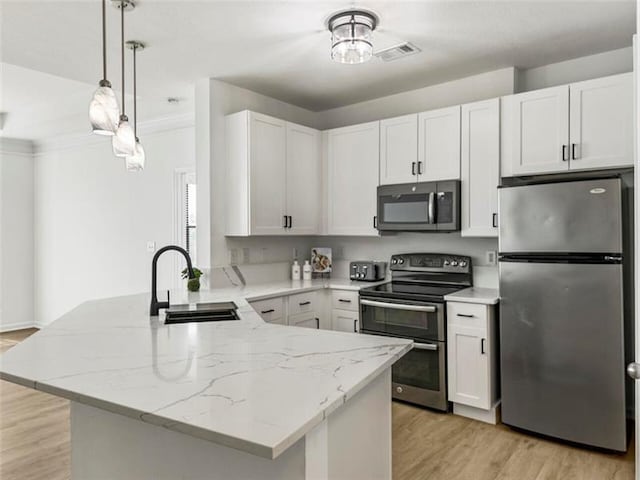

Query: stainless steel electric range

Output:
[359, 253, 472, 411]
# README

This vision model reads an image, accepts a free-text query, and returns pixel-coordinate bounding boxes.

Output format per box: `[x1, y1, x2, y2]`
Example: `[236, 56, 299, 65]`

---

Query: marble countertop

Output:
[0, 279, 411, 459]
[444, 287, 500, 305]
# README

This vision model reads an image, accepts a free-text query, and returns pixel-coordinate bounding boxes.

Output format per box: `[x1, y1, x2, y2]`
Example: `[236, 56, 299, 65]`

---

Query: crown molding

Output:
[34, 112, 194, 154]
[0, 137, 36, 156]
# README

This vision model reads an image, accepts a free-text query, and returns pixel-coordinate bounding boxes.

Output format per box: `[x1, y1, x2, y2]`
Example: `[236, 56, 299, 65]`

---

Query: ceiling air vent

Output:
[374, 42, 421, 62]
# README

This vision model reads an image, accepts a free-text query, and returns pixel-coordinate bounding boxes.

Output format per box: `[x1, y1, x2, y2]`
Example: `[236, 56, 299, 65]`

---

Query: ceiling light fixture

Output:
[111, 0, 137, 158]
[125, 40, 145, 172]
[89, 0, 120, 135]
[327, 9, 378, 65]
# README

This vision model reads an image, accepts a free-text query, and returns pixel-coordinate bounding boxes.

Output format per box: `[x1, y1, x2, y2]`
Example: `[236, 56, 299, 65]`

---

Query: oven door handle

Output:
[413, 342, 438, 351]
[360, 299, 437, 313]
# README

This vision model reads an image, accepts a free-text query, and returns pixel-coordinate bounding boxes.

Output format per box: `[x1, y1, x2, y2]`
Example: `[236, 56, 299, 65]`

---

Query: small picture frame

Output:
[311, 248, 332, 273]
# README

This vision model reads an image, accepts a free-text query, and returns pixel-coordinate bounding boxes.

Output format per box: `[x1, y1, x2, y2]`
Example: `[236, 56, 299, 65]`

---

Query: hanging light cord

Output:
[101, 0, 107, 81]
[133, 44, 137, 137]
[120, 0, 125, 116]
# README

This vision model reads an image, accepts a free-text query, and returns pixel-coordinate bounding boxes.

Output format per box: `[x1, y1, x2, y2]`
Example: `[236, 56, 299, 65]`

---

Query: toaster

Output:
[349, 261, 387, 282]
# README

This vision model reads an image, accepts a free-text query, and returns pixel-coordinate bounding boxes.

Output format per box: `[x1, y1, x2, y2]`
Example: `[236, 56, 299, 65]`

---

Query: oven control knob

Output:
[396, 386, 403, 394]
[459, 261, 467, 267]
[398, 258, 405, 265]
[451, 260, 458, 266]
[443, 259, 450, 266]
[391, 258, 398, 265]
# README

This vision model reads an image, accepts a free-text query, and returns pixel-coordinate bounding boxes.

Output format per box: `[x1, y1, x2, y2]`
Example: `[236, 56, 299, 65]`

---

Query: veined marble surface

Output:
[0, 279, 411, 459]
[444, 287, 500, 305]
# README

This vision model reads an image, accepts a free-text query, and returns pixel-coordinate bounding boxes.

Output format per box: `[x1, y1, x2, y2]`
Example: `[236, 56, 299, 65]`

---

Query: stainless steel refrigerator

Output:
[498, 177, 630, 452]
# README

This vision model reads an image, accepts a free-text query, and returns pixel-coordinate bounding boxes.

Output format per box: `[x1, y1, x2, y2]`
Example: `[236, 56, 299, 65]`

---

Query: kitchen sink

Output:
[164, 302, 239, 324]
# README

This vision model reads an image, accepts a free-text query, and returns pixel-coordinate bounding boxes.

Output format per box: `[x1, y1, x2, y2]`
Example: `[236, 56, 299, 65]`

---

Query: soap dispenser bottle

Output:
[292, 260, 301, 280]
[303, 260, 312, 280]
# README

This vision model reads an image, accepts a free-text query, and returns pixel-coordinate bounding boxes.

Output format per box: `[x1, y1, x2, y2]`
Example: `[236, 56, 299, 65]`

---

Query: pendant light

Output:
[111, 0, 137, 157]
[328, 10, 377, 64]
[125, 40, 145, 172]
[89, 0, 120, 135]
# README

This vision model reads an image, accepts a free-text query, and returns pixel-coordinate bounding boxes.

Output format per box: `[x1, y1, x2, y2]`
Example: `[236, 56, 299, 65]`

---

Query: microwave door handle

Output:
[413, 343, 438, 351]
[428, 192, 436, 224]
[360, 299, 437, 313]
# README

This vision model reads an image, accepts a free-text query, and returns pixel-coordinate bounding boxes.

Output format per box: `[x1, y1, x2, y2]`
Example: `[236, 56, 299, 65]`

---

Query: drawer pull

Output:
[316, 317, 320, 329]
[353, 319, 358, 333]
[339, 299, 352, 303]
[261, 309, 275, 314]
[299, 301, 311, 306]
[456, 313, 475, 318]
[481, 338, 486, 354]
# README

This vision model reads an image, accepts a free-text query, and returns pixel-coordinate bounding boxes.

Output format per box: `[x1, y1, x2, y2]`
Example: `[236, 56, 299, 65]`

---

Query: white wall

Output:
[0, 138, 35, 331]
[516, 46, 633, 92]
[34, 126, 195, 326]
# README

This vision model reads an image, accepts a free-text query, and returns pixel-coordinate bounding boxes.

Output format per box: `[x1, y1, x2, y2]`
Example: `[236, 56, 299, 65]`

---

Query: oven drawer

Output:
[447, 302, 488, 330]
[332, 290, 359, 312]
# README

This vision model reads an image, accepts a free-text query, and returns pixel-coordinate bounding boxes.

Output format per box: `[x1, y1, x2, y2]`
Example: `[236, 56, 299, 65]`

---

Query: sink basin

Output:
[164, 302, 239, 324]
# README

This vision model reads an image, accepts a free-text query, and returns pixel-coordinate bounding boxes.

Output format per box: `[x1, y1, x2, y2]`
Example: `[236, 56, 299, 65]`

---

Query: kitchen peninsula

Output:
[0, 283, 412, 480]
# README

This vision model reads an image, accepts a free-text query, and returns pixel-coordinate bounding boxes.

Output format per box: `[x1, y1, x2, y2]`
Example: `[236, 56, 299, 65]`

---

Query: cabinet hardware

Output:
[373, 216, 378, 229]
[417, 161, 423, 175]
[353, 319, 358, 333]
[481, 338, 486, 354]
[338, 299, 352, 303]
[457, 313, 475, 318]
[261, 309, 275, 314]
[283, 215, 288, 228]
[411, 162, 417, 175]
[571, 143, 578, 160]
[288, 216, 293, 228]
[315, 317, 320, 329]
[492, 213, 498, 228]
[299, 301, 311, 306]
[562, 145, 568, 161]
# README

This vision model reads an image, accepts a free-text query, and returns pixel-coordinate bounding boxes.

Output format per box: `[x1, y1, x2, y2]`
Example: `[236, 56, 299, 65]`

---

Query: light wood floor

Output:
[0, 329, 635, 480]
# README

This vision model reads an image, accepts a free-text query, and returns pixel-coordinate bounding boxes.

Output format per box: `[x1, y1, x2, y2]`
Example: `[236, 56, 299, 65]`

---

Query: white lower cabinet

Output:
[289, 311, 319, 329]
[447, 301, 498, 423]
[332, 310, 360, 333]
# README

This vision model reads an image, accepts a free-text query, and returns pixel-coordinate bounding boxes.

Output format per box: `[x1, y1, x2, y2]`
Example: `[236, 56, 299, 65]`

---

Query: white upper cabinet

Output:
[326, 122, 380, 236]
[379, 114, 418, 185]
[569, 73, 634, 170]
[225, 110, 320, 236]
[418, 106, 461, 181]
[503, 73, 633, 177]
[508, 85, 570, 176]
[461, 99, 500, 237]
[286, 123, 321, 234]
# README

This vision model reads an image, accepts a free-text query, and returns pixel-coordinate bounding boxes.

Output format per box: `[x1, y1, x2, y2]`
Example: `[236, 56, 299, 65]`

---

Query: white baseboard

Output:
[0, 321, 37, 333]
[453, 401, 501, 425]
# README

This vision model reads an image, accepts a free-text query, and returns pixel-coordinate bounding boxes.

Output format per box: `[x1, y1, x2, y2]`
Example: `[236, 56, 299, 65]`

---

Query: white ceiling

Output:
[0, 0, 636, 140]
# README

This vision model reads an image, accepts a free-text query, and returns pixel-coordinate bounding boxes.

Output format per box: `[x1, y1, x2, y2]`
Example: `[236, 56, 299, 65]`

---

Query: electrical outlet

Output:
[486, 250, 497, 266]
[242, 248, 251, 264]
[229, 248, 239, 265]
[335, 246, 344, 260]
[146, 241, 156, 253]
[292, 247, 298, 260]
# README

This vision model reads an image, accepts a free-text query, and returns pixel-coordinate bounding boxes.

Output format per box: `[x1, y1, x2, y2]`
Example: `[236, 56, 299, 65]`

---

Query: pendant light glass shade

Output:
[328, 11, 377, 64]
[112, 115, 136, 157]
[89, 81, 120, 135]
[125, 138, 145, 171]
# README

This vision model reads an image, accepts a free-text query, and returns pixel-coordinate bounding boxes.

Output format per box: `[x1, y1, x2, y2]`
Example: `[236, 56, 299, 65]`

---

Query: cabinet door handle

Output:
[315, 317, 320, 329]
[338, 299, 352, 303]
[562, 145, 568, 161]
[373, 216, 378, 229]
[299, 301, 311, 306]
[261, 309, 275, 314]
[481, 338, 486, 354]
[492, 213, 498, 228]
[571, 143, 578, 160]
[457, 313, 475, 318]
[353, 319, 358, 333]
[288, 216, 293, 228]
[411, 162, 416, 175]
[417, 161, 423, 175]
[283, 215, 288, 228]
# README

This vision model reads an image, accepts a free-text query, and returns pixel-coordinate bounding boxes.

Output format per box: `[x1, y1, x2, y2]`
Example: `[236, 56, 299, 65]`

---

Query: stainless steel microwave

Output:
[376, 181, 460, 232]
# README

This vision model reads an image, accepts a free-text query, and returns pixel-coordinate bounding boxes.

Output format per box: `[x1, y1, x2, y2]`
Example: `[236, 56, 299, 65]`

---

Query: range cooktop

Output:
[359, 281, 466, 302]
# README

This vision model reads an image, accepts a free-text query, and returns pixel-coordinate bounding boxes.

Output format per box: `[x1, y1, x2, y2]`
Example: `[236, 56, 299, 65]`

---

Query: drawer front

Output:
[331, 290, 359, 312]
[447, 302, 488, 330]
[289, 311, 320, 329]
[250, 297, 284, 322]
[288, 291, 318, 316]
